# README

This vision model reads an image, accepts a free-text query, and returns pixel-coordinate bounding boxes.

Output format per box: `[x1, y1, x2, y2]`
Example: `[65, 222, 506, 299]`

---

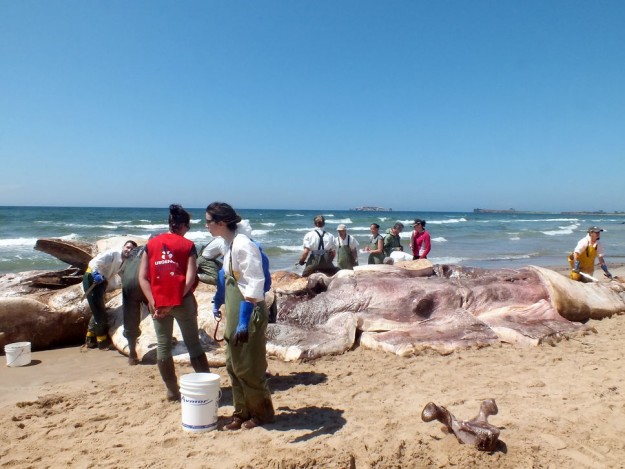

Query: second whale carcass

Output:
[268, 261, 625, 359]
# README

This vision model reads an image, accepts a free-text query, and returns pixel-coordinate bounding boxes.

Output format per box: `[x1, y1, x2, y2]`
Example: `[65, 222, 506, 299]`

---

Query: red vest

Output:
[146, 233, 195, 308]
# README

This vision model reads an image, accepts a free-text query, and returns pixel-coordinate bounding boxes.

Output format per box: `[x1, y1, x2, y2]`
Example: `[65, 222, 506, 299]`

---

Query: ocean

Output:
[2, 206, 625, 275]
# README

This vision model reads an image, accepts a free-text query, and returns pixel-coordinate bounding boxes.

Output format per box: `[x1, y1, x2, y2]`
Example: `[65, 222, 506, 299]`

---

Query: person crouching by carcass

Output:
[83, 239, 137, 351]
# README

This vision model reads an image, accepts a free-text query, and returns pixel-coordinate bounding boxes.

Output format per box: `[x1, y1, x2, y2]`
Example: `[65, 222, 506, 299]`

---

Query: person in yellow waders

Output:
[568, 226, 613, 281]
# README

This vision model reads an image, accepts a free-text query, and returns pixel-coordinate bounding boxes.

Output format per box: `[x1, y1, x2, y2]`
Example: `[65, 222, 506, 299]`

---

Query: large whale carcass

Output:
[2, 238, 625, 364]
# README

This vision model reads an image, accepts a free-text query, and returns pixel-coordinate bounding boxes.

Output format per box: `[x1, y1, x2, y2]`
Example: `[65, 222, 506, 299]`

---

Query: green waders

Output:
[83, 273, 109, 346]
[337, 237, 356, 270]
[197, 257, 223, 285]
[224, 273, 275, 424]
[367, 236, 384, 265]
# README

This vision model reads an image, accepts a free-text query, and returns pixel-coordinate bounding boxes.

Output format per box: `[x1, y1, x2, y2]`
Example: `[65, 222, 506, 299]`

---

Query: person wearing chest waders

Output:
[569, 226, 613, 281]
[335, 224, 359, 270]
[120, 244, 148, 365]
[206, 202, 275, 430]
[363, 223, 385, 264]
[83, 240, 137, 351]
[297, 215, 338, 277]
[383, 222, 405, 258]
[138, 204, 210, 402]
[196, 236, 226, 285]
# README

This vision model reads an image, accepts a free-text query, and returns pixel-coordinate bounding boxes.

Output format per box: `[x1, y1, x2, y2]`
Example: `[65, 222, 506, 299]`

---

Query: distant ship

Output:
[351, 206, 392, 212]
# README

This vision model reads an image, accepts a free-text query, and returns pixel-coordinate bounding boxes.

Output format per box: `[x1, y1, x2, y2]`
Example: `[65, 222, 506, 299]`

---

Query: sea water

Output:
[1, 206, 625, 275]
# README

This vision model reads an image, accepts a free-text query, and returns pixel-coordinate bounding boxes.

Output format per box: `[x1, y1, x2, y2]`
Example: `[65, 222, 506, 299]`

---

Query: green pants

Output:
[152, 293, 204, 360]
[225, 275, 274, 423]
[122, 285, 146, 341]
[83, 273, 109, 337]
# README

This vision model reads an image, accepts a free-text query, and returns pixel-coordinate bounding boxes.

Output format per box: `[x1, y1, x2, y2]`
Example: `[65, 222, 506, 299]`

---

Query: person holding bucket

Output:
[138, 204, 210, 401]
[206, 202, 275, 430]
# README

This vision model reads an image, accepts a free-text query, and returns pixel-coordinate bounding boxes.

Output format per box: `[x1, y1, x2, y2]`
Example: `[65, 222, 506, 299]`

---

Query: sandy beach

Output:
[2, 295, 625, 468]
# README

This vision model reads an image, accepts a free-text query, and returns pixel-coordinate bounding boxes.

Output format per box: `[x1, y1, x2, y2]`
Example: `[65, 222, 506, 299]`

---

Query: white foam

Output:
[399, 218, 466, 225]
[185, 231, 214, 242]
[432, 237, 447, 243]
[325, 218, 353, 224]
[277, 245, 302, 252]
[427, 217, 467, 224]
[260, 223, 276, 227]
[432, 256, 464, 264]
[542, 224, 577, 236]
[0, 237, 38, 247]
[126, 223, 170, 230]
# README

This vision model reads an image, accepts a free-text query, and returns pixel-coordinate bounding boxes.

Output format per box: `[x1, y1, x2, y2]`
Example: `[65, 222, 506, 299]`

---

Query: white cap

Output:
[337, 224, 347, 231]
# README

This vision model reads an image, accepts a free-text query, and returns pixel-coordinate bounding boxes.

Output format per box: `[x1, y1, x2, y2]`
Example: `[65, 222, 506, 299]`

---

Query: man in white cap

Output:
[336, 224, 359, 270]
[569, 226, 613, 280]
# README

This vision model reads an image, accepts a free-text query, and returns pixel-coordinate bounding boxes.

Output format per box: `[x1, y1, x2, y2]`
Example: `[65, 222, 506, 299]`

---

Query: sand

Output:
[0, 314, 624, 469]
[2, 267, 625, 468]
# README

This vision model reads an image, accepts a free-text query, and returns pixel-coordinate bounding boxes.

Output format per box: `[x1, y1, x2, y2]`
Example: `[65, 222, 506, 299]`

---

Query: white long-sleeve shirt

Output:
[224, 233, 265, 301]
[88, 249, 125, 291]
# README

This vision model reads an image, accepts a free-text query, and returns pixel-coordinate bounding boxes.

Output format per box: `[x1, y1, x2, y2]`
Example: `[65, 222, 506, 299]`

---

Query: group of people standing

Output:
[82, 202, 274, 431]
[80, 208, 615, 433]
[297, 216, 432, 277]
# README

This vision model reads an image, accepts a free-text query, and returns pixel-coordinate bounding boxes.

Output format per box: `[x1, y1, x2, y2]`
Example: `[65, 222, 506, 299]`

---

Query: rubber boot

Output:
[128, 338, 139, 366]
[97, 335, 112, 350]
[157, 358, 180, 401]
[85, 332, 97, 349]
[190, 353, 210, 373]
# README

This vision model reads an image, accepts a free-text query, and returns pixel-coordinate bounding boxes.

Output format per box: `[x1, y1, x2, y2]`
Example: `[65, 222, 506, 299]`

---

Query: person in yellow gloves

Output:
[569, 226, 613, 281]
[83, 240, 137, 350]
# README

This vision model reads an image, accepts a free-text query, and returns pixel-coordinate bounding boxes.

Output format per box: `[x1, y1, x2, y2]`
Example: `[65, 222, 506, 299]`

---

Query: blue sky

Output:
[1, 1, 624, 212]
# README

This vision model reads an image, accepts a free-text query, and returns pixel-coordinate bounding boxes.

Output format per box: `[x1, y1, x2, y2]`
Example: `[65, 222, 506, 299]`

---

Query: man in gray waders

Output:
[121, 244, 148, 365]
[83, 240, 137, 350]
[335, 224, 359, 270]
[196, 237, 226, 285]
[298, 215, 338, 277]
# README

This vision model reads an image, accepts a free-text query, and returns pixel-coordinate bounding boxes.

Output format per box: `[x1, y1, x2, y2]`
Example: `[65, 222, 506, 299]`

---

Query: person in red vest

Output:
[138, 204, 210, 401]
[410, 219, 431, 260]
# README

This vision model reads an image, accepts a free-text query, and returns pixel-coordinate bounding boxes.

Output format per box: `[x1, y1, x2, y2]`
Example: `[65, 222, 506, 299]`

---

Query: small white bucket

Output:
[180, 372, 221, 433]
[4, 342, 31, 367]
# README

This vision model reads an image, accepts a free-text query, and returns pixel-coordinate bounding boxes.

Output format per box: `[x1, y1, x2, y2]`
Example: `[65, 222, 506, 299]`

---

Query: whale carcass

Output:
[271, 262, 625, 358]
[2, 238, 625, 363]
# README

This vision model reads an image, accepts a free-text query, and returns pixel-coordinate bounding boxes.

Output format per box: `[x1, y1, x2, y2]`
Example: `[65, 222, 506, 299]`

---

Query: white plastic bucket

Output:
[180, 372, 221, 432]
[4, 342, 31, 367]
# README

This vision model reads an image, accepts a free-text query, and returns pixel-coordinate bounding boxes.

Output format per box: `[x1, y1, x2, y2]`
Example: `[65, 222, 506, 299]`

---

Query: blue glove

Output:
[212, 269, 225, 319]
[573, 260, 580, 273]
[601, 264, 613, 279]
[233, 300, 254, 346]
[92, 271, 105, 284]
